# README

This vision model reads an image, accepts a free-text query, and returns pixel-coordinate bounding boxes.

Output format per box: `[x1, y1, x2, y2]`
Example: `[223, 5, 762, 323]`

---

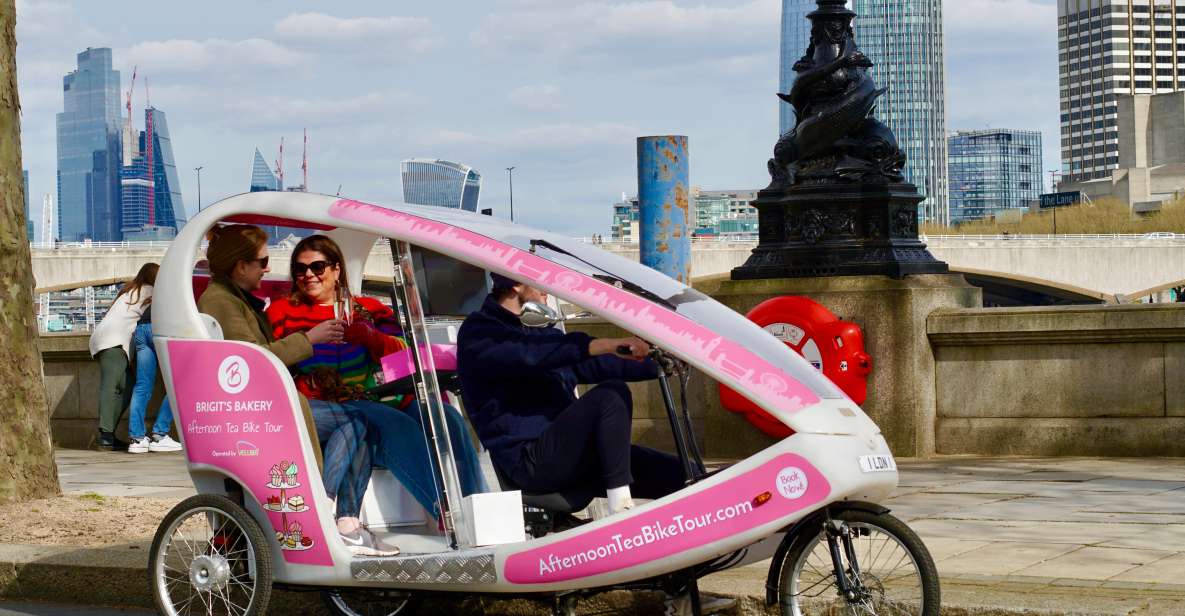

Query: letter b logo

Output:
[218, 355, 250, 394]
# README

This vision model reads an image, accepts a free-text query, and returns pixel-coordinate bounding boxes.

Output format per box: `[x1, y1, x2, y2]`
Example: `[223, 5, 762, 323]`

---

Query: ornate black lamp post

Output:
[732, 0, 946, 279]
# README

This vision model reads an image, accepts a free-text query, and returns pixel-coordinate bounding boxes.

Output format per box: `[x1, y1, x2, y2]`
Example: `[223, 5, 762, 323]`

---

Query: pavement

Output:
[3, 450, 1184, 615]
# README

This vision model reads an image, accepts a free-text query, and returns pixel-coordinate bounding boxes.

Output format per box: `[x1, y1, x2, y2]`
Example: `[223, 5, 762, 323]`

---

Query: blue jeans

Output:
[349, 399, 488, 519]
[307, 400, 372, 519]
[128, 323, 174, 439]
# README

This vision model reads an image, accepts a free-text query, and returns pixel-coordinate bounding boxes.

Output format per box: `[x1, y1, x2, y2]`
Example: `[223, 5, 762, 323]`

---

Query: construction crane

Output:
[122, 66, 137, 166]
[276, 137, 285, 189]
[301, 128, 308, 191]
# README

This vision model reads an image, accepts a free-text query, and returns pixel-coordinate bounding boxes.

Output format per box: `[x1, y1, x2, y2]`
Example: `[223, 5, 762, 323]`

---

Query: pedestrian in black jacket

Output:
[457, 274, 684, 514]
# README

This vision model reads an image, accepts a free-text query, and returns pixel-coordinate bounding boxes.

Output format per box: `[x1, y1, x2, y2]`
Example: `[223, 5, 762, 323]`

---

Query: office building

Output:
[400, 159, 482, 212]
[693, 188, 759, 237]
[121, 107, 185, 240]
[1061, 91, 1185, 208]
[611, 194, 639, 242]
[250, 148, 281, 192]
[852, 0, 950, 225]
[779, 0, 816, 135]
[614, 189, 758, 240]
[56, 48, 122, 242]
[947, 129, 1043, 223]
[1057, 1, 1185, 184]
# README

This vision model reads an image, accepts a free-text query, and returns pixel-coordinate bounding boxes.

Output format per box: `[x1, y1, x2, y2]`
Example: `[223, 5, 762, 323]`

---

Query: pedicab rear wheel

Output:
[149, 494, 273, 616]
[778, 509, 939, 616]
[321, 588, 417, 616]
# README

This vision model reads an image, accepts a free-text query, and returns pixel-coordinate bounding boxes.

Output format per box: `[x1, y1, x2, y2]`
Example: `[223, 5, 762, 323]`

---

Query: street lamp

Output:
[506, 166, 516, 222]
[1047, 169, 1060, 235]
[194, 166, 204, 212]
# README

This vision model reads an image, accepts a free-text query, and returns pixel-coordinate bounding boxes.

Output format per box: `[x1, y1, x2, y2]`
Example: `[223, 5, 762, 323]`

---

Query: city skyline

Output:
[17, 1, 1062, 238]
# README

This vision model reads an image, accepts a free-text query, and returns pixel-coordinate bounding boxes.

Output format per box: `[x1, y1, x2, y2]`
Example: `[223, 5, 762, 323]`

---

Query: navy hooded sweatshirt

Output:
[457, 295, 658, 473]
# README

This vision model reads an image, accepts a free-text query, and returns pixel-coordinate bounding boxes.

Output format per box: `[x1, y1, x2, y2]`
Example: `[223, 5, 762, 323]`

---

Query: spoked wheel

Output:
[778, 509, 939, 616]
[322, 588, 418, 616]
[149, 494, 272, 616]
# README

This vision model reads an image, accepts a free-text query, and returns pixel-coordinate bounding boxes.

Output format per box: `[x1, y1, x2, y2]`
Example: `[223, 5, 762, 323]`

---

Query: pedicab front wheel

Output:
[777, 509, 940, 616]
[149, 494, 273, 616]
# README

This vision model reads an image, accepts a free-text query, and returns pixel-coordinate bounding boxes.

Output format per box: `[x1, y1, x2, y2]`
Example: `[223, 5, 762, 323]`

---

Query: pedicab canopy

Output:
[154, 191, 874, 439]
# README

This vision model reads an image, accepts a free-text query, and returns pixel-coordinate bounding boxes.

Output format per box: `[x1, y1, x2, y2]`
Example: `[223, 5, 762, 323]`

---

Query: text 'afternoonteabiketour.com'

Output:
[535, 499, 756, 577]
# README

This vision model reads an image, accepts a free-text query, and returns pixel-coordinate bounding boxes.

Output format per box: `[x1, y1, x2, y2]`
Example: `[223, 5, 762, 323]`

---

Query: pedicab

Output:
[148, 191, 940, 616]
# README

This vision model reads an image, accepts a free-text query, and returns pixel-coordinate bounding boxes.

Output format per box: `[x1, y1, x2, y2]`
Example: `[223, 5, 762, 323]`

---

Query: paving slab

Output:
[936, 542, 1082, 577]
[5, 451, 1185, 615]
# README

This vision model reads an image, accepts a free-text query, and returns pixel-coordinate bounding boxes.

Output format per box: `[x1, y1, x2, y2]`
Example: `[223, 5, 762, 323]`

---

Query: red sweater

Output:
[266, 295, 406, 400]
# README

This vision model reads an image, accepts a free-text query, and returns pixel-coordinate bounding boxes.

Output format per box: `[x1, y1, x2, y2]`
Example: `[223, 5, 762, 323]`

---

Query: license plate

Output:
[858, 454, 897, 473]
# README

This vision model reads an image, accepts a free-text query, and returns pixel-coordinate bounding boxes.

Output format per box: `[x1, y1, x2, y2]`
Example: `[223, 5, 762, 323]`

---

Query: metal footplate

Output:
[351, 550, 498, 585]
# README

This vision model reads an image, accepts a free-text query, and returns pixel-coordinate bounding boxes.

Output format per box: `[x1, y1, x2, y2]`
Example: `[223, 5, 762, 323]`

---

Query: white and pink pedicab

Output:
[149, 191, 940, 616]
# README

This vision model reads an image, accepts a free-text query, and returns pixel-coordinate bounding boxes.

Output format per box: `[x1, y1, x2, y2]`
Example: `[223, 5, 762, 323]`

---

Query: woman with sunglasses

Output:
[198, 224, 398, 557]
[266, 234, 487, 523]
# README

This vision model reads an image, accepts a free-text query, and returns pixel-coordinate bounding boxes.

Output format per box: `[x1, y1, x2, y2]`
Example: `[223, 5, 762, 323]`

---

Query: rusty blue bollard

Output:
[637, 135, 691, 283]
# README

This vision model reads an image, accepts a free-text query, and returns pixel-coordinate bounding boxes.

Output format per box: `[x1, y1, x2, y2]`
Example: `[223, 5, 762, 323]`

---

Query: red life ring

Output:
[718, 296, 871, 438]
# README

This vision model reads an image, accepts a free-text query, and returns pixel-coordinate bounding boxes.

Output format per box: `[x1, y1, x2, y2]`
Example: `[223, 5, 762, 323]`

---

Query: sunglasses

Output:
[246, 256, 269, 269]
[293, 260, 333, 277]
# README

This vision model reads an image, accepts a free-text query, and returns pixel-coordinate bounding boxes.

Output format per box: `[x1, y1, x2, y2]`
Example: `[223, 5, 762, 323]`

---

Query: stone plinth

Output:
[697, 274, 981, 458]
[733, 183, 948, 280]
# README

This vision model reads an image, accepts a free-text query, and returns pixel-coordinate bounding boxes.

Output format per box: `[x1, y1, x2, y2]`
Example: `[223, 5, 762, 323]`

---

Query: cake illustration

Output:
[301, 536, 312, 547]
[269, 464, 282, 486]
[281, 461, 299, 487]
[287, 521, 303, 548]
[287, 495, 305, 510]
[266, 495, 281, 508]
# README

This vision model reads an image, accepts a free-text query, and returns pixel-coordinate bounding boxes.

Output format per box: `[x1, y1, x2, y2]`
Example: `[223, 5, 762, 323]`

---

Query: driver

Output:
[457, 273, 684, 514]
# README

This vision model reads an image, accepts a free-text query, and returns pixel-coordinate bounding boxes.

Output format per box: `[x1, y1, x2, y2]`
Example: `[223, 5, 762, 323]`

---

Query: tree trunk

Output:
[0, 0, 60, 503]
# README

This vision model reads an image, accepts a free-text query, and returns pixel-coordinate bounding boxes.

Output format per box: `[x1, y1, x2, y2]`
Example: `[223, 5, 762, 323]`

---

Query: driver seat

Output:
[491, 463, 599, 537]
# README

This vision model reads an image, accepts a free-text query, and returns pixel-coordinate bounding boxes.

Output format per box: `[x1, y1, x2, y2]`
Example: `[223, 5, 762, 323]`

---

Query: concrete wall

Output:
[929, 303, 1185, 456]
[39, 302, 1185, 457]
[41, 333, 169, 449]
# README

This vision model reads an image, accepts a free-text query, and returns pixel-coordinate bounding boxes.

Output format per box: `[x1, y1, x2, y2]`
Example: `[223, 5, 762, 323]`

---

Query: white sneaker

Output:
[340, 526, 400, 557]
[127, 437, 150, 454]
[148, 435, 182, 452]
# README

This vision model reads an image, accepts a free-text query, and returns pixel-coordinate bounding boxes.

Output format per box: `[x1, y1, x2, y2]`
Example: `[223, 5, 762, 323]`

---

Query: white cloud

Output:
[508, 84, 562, 111]
[122, 38, 303, 75]
[473, 0, 778, 68]
[945, 0, 1056, 53]
[274, 12, 440, 55]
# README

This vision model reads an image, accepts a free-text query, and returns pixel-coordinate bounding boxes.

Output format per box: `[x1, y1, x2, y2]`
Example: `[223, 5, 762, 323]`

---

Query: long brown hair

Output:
[114, 262, 159, 306]
[206, 224, 268, 280]
[288, 234, 350, 304]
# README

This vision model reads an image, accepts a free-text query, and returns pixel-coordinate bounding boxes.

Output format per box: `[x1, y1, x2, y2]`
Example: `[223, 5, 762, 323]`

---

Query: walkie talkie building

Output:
[400, 159, 482, 212]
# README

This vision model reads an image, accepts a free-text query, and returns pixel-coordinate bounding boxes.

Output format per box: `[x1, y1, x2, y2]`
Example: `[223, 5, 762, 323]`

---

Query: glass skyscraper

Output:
[851, 0, 950, 225]
[122, 107, 186, 239]
[400, 159, 482, 212]
[250, 148, 281, 192]
[948, 129, 1043, 224]
[780, 0, 816, 135]
[1057, 0, 1185, 183]
[56, 48, 122, 242]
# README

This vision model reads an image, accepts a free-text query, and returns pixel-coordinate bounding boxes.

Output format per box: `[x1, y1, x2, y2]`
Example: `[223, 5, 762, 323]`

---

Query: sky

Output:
[15, 0, 1061, 239]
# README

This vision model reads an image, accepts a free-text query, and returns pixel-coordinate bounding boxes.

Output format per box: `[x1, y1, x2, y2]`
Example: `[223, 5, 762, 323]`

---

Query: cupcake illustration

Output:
[269, 464, 282, 487]
[287, 521, 303, 548]
[282, 461, 299, 487]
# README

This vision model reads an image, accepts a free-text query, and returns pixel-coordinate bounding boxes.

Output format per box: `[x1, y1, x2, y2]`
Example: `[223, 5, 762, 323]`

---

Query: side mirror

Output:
[520, 301, 563, 328]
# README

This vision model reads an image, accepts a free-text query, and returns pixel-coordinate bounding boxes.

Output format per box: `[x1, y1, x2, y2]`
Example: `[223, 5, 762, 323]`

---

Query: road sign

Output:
[1039, 192, 1081, 209]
